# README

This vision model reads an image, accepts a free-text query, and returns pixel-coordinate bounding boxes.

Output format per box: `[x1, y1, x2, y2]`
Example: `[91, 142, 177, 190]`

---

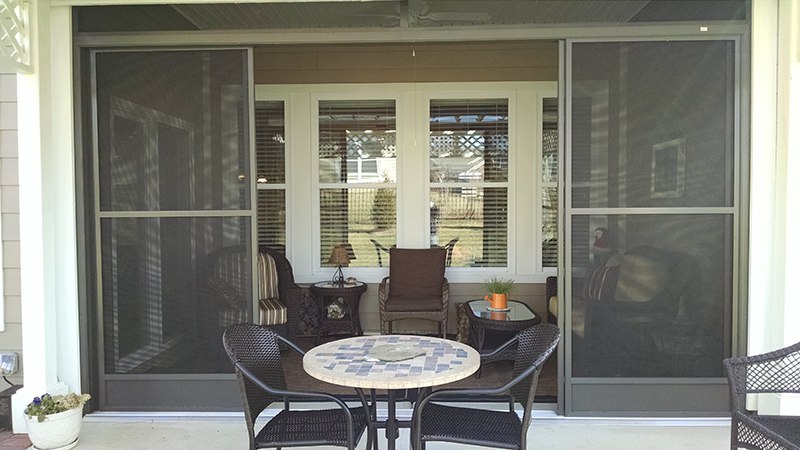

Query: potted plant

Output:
[484, 277, 515, 310]
[24, 392, 91, 450]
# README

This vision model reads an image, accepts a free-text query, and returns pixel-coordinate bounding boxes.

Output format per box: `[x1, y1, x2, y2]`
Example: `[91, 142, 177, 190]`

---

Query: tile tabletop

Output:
[303, 335, 480, 390]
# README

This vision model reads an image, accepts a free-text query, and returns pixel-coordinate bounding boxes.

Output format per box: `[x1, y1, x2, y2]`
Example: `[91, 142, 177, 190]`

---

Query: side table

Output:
[309, 281, 368, 344]
[465, 299, 541, 374]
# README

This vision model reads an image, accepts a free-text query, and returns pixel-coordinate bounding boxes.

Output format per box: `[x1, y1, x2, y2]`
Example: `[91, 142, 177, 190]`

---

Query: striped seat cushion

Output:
[257, 253, 287, 325]
[259, 298, 287, 326]
[257, 252, 280, 300]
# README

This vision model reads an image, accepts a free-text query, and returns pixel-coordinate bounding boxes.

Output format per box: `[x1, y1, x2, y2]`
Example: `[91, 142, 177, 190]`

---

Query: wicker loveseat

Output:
[723, 341, 800, 450]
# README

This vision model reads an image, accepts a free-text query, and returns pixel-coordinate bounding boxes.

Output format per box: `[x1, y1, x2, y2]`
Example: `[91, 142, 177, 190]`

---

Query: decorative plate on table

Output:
[365, 345, 426, 362]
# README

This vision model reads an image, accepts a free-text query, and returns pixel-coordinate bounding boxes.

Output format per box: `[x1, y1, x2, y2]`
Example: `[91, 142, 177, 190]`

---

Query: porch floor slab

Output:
[64, 413, 730, 449]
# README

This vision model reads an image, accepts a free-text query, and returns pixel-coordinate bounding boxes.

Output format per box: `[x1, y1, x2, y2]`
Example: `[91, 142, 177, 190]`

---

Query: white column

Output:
[778, 0, 800, 414]
[749, 0, 781, 358]
[751, 0, 800, 415]
[11, 1, 79, 432]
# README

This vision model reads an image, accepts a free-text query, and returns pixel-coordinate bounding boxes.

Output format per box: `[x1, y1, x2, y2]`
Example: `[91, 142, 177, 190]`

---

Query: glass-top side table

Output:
[465, 299, 541, 372]
[468, 299, 538, 322]
[309, 281, 367, 345]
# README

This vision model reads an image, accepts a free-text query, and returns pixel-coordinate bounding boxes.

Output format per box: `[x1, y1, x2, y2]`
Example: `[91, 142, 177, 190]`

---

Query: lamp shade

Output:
[328, 245, 351, 266]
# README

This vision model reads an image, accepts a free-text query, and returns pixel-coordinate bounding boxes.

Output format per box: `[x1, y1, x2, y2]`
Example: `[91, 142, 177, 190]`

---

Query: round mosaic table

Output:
[303, 335, 479, 450]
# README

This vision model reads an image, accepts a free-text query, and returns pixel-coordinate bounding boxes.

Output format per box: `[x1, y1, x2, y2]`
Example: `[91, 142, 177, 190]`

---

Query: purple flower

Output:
[32, 397, 41, 405]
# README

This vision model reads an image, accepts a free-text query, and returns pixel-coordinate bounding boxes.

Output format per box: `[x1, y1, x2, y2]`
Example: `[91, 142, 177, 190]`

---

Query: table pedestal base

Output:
[358, 389, 413, 450]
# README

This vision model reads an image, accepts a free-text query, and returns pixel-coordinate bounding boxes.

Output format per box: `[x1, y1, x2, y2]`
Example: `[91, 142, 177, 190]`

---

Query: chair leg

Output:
[388, 321, 393, 334]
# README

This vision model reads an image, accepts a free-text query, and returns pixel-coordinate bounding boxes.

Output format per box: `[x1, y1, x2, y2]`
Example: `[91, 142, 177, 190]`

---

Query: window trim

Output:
[311, 91, 404, 278]
[537, 90, 558, 274]
[254, 98, 290, 255]
[425, 92, 515, 270]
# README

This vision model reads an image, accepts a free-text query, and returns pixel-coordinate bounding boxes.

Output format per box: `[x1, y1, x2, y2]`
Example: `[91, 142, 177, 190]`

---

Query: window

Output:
[541, 97, 558, 268]
[429, 99, 509, 267]
[255, 101, 287, 251]
[255, 82, 556, 281]
[318, 100, 397, 268]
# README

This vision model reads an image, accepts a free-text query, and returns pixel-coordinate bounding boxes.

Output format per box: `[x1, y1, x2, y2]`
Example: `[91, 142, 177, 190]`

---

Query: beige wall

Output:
[0, 73, 22, 386]
[254, 41, 559, 84]
[357, 281, 548, 334]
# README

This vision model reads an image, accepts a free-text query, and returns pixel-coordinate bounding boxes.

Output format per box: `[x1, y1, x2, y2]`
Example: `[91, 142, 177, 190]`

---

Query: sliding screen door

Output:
[564, 39, 738, 415]
[91, 49, 252, 410]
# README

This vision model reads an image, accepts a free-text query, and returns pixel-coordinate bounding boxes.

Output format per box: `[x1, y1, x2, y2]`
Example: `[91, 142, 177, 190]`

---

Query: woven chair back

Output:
[510, 323, 561, 409]
[222, 324, 287, 431]
[724, 341, 800, 403]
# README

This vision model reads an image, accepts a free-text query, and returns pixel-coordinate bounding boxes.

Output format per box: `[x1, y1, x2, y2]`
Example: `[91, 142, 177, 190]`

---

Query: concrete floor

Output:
[72, 411, 732, 450]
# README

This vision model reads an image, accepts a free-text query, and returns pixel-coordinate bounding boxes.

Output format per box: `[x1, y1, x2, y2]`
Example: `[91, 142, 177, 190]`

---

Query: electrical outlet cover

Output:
[0, 353, 17, 376]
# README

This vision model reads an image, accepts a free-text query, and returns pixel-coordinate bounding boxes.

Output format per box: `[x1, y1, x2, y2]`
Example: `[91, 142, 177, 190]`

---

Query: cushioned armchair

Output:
[206, 246, 316, 338]
[580, 245, 716, 376]
[378, 247, 449, 338]
[258, 246, 318, 337]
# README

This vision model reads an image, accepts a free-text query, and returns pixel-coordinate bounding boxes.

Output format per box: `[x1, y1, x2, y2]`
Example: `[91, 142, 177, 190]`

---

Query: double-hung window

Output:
[429, 99, 509, 267]
[317, 100, 397, 268]
[541, 97, 558, 268]
[255, 100, 287, 251]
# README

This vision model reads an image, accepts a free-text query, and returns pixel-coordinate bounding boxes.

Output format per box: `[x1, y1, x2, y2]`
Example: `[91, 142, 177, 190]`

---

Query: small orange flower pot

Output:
[490, 311, 508, 320]
[484, 293, 508, 310]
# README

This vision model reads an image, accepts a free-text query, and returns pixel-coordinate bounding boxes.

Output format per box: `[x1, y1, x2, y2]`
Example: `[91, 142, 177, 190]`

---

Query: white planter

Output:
[24, 406, 83, 450]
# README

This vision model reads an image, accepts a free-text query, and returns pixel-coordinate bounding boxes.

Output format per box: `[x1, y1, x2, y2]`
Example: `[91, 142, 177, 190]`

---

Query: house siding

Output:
[0, 73, 22, 386]
[254, 41, 559, 84]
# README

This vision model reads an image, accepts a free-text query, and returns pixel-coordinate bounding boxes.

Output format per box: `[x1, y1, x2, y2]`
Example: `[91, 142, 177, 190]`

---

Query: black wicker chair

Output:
[222, 323, 371, 450]
[723, 341, 800, 450]
[411, 323, 560, 450]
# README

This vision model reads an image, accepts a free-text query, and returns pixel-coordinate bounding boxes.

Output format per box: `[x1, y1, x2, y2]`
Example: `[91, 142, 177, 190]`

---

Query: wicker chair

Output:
[411, 323, 560, 450]
[222, 323, 371, 450]
[370, 239, 391, 267]
[723, 341, 800, 450]
[378, 247, 449, 338]
[442, 237, 459, 267]
[258, 246, 318, 337]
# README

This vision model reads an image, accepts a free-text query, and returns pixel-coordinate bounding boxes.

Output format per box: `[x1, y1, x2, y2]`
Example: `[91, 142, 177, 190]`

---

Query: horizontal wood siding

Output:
[254, 41, 558, 84]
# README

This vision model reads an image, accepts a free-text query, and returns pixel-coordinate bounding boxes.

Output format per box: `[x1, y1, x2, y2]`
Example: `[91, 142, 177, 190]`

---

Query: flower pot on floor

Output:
[24, 406, 83, 450]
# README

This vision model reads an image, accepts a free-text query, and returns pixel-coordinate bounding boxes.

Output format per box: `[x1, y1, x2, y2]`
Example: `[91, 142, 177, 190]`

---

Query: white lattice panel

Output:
[0, 0, 30, 72]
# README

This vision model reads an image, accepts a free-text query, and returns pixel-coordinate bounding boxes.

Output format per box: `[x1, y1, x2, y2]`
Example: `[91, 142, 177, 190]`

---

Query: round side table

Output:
[309, 281, 368, 344]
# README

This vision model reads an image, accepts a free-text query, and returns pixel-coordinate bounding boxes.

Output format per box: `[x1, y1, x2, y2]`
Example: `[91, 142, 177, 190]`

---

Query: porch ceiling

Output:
[75, 0, 748, 33]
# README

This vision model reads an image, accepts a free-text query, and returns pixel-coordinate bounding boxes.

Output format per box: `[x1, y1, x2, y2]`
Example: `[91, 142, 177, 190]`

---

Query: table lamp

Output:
[328, 245, 351, 285]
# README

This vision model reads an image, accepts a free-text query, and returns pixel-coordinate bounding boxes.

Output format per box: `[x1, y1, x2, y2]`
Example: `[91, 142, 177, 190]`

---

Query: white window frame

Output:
[537, 90, 559, 274]
[424, 90, 515, 272]
[254, 96, 291, 253]
[255, 81, 556, 284]
[313, 94, 400, 275]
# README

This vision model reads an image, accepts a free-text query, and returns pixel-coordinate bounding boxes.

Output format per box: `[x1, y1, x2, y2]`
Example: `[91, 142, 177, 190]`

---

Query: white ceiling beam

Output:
[73, 21, 748, 47]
